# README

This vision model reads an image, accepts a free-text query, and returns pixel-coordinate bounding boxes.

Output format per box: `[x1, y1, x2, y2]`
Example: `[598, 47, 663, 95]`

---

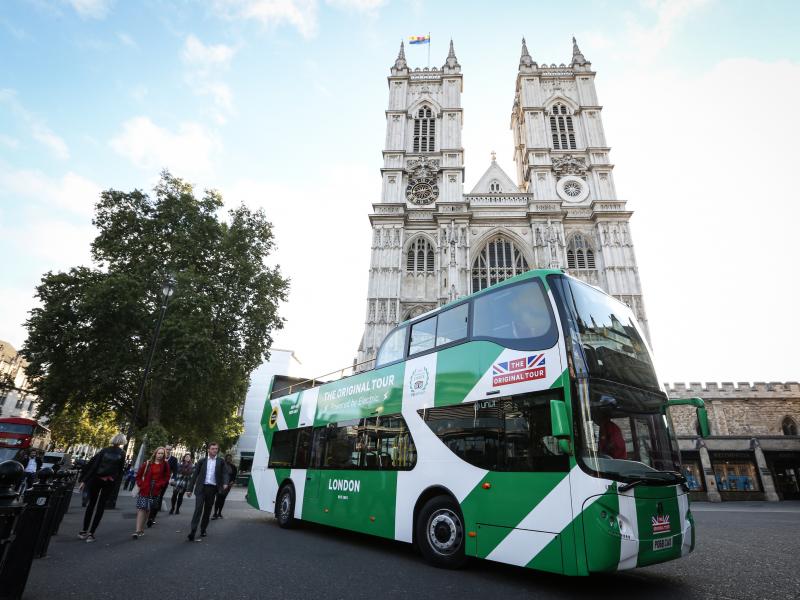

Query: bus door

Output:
[303, 427, 325, 501]
[466, 392, 572, 573]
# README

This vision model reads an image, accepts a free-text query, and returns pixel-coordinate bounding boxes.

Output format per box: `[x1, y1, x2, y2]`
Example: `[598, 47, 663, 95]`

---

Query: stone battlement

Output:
[665, 381, 800, 396]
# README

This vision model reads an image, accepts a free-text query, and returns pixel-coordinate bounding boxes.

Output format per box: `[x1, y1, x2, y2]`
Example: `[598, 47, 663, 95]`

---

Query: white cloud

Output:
[222, 162, 375, 376]
[182, 34, 236, 69]
[0, 134, 19, 149]
[0, 166, 99, 217]
[626, 0, 712, 60]
[31, 122, 70, 160]
[117, 32, 137, 48]
[0, 287, 37, 350]
[65, 0, 113, 19]
[181, 35, 238, 123]
[109, 116, 220, 177]
[599, 57, 800, 381]
[212, 0, 318, 38]
[325, 0, 386, 12]
[0, 89, 70, 159]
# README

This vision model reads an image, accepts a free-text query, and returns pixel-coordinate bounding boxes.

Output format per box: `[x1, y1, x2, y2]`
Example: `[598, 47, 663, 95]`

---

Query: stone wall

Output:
[666, 382, 800, 436]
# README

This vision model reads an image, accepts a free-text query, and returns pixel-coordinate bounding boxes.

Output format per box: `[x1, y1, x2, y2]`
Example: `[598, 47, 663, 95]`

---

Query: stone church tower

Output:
[357, 38, 649, 365]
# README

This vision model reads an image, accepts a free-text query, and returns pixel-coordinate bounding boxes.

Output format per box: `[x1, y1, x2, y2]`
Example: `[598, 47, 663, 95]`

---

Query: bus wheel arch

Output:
[275, 480, 297, 529]
[413, 487, 467, 569]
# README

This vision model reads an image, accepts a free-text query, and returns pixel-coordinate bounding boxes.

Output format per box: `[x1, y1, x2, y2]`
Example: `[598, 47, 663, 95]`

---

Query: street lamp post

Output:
[106, 275, 176, 509]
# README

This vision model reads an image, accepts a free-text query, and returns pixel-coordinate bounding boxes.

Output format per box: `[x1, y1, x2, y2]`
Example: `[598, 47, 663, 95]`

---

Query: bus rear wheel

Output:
[276, 484, 296, 529]
[416, 496, 467, 569]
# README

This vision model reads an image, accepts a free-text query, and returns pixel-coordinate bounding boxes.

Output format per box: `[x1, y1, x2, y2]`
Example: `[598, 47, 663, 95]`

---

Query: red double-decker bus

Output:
[0, 417, 51, 463]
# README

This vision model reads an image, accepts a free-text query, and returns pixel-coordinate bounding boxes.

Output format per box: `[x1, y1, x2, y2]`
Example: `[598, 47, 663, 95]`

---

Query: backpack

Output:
[95, 447, 124, 477]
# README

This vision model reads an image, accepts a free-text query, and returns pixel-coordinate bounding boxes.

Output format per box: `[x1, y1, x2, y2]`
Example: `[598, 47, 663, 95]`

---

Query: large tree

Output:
[22, 172, 288, 447]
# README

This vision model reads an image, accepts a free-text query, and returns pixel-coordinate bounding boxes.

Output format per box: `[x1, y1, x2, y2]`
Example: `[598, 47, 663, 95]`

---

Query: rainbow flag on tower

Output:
[409, 34, 430, 45]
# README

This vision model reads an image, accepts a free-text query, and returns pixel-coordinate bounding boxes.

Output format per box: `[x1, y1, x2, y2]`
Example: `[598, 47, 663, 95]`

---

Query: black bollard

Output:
[53, 471, 77, 535]
[0, 460, 29, 600]
[49, 471, 69, 535]
[28, 469, 59, 558]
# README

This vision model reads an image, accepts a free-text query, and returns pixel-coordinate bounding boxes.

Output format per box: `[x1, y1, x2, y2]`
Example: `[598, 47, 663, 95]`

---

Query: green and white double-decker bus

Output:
[247, 269, 709, 575]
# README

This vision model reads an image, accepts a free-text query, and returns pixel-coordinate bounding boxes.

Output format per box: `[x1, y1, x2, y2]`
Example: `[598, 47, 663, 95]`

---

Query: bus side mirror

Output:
[667, 397, 710, 438]
[550, 399, 572, 454]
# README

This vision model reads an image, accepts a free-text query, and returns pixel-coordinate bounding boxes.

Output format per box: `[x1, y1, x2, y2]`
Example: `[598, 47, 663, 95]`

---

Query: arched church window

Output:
[471, 236, 530, 292]
[489, 181, 502, 193]
[549, 103, 576, 150]
[782, 416, 798, 436]
[413, 106, 435, 153]
[566, 234, 595, 270]
[406, 237, 434, 273]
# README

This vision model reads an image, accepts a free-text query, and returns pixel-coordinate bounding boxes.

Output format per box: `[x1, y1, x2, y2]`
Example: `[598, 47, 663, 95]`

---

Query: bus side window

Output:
[268, 429, 298, 469]
[436, 303, 468, 347]
[322, 420, 361, 469]
[310, 427, 327, 468]
[294, 427, 313, 468]
[376, 327, 407, 367]
[375, 414, 417, 470]
[409, 316, 437, 355]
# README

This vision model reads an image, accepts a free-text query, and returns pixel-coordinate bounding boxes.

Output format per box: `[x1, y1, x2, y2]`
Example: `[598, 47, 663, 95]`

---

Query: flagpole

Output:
[427, 32, 430, 68]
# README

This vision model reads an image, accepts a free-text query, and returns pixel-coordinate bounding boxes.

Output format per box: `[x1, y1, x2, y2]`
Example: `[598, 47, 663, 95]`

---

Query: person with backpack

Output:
[132, 446, 171, 539]
[78, 433, 127, 543]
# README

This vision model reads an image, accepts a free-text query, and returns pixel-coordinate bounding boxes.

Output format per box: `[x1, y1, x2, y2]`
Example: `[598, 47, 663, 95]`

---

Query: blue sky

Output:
[1, 0, 799, 383]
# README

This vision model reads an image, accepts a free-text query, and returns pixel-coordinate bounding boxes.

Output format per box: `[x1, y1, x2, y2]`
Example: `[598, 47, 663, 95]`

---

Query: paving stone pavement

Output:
[20, 491, 800, 600]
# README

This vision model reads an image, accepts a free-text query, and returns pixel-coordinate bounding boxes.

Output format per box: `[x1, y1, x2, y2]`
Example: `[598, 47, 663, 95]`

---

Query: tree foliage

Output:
[46, 402, 119, 450]
[22, 172, 288, 447]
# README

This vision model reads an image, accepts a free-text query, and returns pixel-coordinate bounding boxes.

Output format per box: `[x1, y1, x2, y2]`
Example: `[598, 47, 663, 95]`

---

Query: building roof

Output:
[468, 154, 520, 194]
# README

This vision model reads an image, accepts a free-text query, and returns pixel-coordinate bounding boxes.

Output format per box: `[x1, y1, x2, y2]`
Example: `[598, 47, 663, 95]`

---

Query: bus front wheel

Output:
[276, 484, 296, 529]
[416, 496, 467, 569]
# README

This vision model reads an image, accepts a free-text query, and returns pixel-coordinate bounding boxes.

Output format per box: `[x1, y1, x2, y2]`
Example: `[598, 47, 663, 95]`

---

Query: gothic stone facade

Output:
[354, 40, 800, 501]
[667, 382, 800, 502]
[358, 39, 647, 364]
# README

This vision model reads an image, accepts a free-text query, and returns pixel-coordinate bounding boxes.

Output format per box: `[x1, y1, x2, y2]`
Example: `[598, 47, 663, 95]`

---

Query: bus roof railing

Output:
[269, 357, 377, 399]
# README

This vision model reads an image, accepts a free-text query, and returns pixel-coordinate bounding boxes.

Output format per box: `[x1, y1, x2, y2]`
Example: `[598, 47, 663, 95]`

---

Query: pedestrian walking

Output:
[123, 464, 137, 491]
[168, 453, 193, 515]
[212, 454, 238, 519]
[77, 433, 127, 543]
[186, 442, 227, 542]
[147, 444, 179, 527]
[22, 449, 42, 488]
[132, 446, 171, 539]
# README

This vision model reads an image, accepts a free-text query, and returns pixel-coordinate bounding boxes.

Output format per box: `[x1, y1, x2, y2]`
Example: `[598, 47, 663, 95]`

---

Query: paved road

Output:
[24, 493, 800, 600]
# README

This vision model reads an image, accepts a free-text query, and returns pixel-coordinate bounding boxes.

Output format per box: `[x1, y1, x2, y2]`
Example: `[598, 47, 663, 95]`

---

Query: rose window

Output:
[564, 181, 582, 197]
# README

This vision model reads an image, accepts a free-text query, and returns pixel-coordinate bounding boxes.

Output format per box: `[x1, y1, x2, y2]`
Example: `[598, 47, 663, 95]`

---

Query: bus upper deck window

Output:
[376, 327, 407, 367]
[473, 281, 555, 344]
[410, 317, 437, 355]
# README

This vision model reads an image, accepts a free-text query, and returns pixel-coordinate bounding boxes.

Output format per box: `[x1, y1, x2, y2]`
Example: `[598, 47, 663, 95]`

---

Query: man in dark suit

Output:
[186, 442, 227, 541]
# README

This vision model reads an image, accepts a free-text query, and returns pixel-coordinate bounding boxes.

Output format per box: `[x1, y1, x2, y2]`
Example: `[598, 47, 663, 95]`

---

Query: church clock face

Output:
[406, 179, 439, 205]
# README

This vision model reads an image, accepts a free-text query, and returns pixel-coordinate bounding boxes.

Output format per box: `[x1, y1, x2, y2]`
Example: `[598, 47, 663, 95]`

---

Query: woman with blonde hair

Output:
[78, 433, 127, 543]
[132, 446, 171, 539]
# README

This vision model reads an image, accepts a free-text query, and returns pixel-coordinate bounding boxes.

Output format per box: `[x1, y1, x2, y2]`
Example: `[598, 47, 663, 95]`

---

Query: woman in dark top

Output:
[78, 433, 127, 542]
[169, 453, 194, 515]
[132, 446, 170, 539]
[212, 454, 238, 519]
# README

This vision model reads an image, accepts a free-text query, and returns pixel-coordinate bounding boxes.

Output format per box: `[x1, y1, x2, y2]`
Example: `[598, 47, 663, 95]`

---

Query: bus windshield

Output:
[554, 276, 680, 483]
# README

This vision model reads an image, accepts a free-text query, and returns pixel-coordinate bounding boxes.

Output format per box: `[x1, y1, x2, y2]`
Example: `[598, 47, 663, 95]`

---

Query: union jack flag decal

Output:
[492, 354, 547, 386]
[493, 354, 545, 375]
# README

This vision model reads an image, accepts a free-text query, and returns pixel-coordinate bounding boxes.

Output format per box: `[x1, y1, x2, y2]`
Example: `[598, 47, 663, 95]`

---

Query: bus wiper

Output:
[618, 471, 685, 493]
[618, 479, 646, 493]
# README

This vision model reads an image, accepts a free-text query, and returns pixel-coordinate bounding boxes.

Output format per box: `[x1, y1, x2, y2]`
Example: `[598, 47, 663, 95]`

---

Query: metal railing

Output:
[270, 357, 377, 399]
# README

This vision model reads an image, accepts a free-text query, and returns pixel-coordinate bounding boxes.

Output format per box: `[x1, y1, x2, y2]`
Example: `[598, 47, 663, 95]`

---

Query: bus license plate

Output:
[653, 537, 673, 551]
